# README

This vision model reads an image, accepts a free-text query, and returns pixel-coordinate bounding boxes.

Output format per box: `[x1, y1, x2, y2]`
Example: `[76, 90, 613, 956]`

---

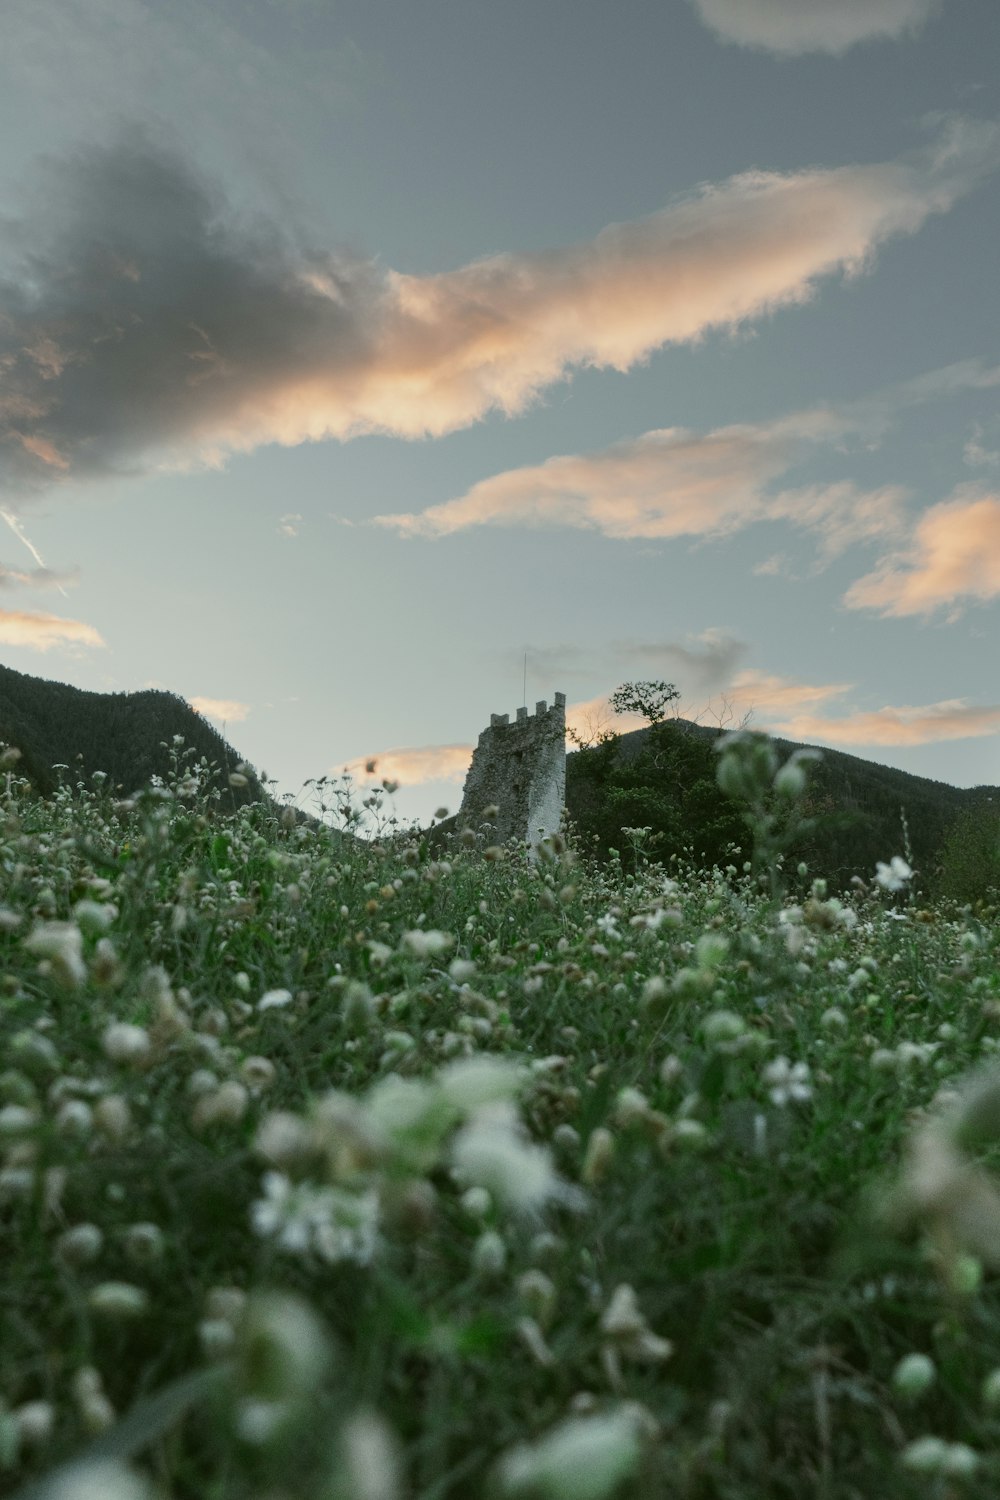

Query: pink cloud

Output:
[374, 417, 907, 552]
[190, 696, 251, 724]
[342, 744, 474, 787]
[731, 671, 854, 714]
[770, 700, 1000, 747]
[0, 608, 104, 651]
[844, 490, 1000, 616]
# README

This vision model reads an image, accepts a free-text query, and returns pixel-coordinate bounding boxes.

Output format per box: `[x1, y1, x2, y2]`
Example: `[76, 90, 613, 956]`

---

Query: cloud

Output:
[843, 489, 1000, 616]
[0, 607, 104, 650]
[277, 514, 303, 537]
[2, 117, 998, 494]
[964, 424, 1000, 469]
[0, 561, 79, 590]
[375, 414, 908, 550]
[689, 0, 941, 55]
[612, 630, 751, 696]
[342, 745, 473, 786]
[375, 355, 1000, 548]
[770, 699, 1000, 747]
[731, 670, 854, 713]
[190, 696, 251, 724]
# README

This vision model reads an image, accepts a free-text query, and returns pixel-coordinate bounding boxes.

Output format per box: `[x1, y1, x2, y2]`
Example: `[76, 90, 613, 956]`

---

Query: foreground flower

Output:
[451, 1102, 584, 1216]
[24, 921, 86, 988]
[251, 1171, 380, 1264]
[496, 1408, 643, 1499]
[875, 856, 913, 892]
[35, 1459, 153, 1500]
[762, 1056, 812, 1107]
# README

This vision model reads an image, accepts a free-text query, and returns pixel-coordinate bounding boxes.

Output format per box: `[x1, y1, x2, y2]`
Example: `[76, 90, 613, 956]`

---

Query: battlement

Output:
[459, 692, 566, 852]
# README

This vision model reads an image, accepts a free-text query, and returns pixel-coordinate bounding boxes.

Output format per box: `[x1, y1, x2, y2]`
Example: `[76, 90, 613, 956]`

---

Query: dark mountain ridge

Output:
[0, 661, 269, 814]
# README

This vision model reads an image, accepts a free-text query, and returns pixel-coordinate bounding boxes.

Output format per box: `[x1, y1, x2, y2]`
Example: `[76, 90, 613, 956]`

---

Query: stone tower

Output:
[458, 692, 566, 852]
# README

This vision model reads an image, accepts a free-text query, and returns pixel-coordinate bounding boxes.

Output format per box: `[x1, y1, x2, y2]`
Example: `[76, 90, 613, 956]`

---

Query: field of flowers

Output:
[2, 734, 1000, 1500]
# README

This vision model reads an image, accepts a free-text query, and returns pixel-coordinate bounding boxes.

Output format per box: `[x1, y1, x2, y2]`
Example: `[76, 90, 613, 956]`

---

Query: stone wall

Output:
[458, 692, 566, 852]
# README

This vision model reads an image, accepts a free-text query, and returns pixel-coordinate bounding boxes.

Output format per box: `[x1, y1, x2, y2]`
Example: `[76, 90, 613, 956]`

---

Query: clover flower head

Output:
[763, 1056, 812, 1107]
[875, 856, 913, 892]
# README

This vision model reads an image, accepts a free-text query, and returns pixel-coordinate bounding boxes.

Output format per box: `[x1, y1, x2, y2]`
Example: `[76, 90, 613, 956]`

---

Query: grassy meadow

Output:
[2, 734, 1000, 1499]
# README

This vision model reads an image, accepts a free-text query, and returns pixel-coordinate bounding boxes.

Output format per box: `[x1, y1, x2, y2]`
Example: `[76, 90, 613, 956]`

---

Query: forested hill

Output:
[566, 717, 1000, 897]
[0, 662, 267, 811]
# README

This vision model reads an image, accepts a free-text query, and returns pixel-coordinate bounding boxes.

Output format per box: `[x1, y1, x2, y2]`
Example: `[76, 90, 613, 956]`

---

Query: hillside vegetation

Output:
[566, 692, 1000, 905]
[0, 663, 265, 811]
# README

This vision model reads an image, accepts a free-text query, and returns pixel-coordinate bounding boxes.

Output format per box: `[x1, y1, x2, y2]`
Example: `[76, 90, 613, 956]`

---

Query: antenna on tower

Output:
[523, 648, 527, 706]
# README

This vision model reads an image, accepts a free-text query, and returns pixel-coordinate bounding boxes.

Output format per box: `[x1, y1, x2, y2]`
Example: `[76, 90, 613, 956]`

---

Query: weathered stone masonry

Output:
[458, 692, 566, 852]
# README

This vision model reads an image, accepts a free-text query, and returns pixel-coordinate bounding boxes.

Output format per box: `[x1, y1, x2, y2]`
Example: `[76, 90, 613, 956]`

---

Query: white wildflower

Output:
[437, 1056, 524, 1114]
[72, 900, 117, 935]
[497, 1408, 642, 1499]
[101, 1024, 152, 1067]
[251, 1171, 379, 1265]
[37, 1459, 153, 1500]
[24, 921, 86, 988]
[400, 929, 454, 959]
[451, 1101, 581, 1216]
[87, 1282, 149, 1318]
[258, 988, 294, 1012]
[15, 1400, 55, 1445]
[875, 856, 913, 892]
[892, 1353, 936, 1399]
[338, 1410, 402, 1500]
[763, 1056, 812, 1107]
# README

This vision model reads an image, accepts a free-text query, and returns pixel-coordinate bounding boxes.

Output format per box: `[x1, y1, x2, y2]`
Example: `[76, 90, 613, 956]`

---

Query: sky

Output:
[1, 0, 999, 828]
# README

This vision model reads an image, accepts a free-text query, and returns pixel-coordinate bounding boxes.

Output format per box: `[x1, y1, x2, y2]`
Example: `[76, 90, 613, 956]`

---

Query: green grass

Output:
[2, 739, 1000, 1499]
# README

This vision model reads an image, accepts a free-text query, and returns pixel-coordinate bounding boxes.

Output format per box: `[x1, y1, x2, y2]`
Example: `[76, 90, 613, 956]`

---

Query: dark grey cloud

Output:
[613, 631, 750, 695]
[492, 631, 751, 700]
[0, 132, 375, 493]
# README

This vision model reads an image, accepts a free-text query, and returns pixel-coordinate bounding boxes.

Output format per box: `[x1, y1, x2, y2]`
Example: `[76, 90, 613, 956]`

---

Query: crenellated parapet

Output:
[459, 692, 566, 852]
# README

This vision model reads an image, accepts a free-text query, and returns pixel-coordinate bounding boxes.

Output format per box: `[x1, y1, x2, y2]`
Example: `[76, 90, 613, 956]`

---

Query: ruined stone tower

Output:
[458, 692, 566, 852]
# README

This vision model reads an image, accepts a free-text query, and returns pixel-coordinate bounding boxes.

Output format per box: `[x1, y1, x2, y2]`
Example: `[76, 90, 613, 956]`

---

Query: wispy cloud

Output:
[2, 119, 998, 494]
[0, 561, 79, 590]
[190, 696, 251, 724]
[770, 699, 1000, 747]
[731, 670, 854, 714]
[963, 424, 1000, 469]
[374, 415, 908, 549]
[843, 489, 1000, 617]
[0, 608, 104, 651]
[373, 358, 1000, 559]
[688, 0, 941, 56]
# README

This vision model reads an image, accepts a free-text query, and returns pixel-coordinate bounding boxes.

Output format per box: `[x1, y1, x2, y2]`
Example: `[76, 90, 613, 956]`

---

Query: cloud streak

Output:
[0, 608, 104, 651]
[770, 700, 1000, 747]
[2, 118, 998, 494]
[374, 414, 909, 549]
[0, 561, 79, 590]
[689, 0, 941, 55]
